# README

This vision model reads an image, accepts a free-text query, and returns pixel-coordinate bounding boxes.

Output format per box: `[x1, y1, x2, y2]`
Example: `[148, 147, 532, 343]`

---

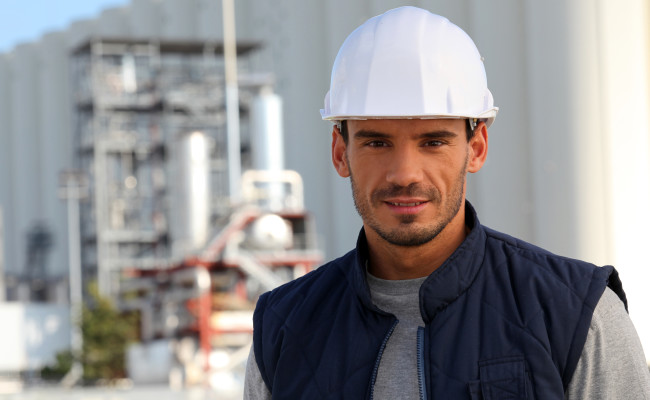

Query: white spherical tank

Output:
[246, 214, 292, 250]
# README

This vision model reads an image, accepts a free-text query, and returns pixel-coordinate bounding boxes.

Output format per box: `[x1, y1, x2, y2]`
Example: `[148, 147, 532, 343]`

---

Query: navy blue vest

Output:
[253, 203, 625, 399]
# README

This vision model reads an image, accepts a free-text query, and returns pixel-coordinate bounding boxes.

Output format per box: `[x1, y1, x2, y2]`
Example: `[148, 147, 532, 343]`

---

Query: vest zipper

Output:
[417, 326, 428, 400]
[368, 319, 398, 400]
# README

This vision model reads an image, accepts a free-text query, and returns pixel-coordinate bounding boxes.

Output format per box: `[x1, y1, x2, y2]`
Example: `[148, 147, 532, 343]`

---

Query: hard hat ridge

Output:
[321, 6, 498, 127]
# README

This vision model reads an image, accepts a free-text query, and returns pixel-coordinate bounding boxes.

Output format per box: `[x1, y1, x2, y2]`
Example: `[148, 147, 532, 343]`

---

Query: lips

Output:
[372, 185, 438, 216]
[387, 201, 425, 207]
[384, 199, 429, 215]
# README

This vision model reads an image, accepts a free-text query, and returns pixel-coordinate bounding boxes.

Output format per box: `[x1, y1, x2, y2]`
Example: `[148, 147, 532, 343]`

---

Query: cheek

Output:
[350, 165, 381, 194]
[424, 163, 465, 189]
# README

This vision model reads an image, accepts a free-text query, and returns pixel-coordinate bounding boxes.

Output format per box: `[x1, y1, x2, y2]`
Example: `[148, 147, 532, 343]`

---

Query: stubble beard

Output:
[348, 153, 468, 247]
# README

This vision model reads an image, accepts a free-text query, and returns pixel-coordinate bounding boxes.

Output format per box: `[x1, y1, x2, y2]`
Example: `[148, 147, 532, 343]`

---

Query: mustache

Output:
[371, 183, 441, 203]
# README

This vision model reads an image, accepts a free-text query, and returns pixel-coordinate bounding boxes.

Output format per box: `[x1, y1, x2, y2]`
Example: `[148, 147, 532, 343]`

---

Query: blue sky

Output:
[0, 0, 130, 53]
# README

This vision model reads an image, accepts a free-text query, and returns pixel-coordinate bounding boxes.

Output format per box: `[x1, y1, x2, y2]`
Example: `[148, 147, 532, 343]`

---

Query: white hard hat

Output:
[320, 6, 498, 127]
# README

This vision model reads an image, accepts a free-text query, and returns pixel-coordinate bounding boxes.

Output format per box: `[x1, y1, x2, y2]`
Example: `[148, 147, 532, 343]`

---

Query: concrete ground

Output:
[0, 384, 243, 400]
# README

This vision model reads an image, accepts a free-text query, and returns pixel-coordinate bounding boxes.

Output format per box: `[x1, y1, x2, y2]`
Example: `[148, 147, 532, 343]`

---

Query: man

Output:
[245, 6, 650, 399]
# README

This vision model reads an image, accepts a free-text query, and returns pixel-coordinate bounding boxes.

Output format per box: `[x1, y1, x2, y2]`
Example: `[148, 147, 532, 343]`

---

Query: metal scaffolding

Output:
[70, 39, 260, 297]
[70, 38, 323, 389]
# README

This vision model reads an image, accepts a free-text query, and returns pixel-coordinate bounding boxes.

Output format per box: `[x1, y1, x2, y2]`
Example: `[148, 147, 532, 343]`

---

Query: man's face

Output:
[332, 118, 486, 247]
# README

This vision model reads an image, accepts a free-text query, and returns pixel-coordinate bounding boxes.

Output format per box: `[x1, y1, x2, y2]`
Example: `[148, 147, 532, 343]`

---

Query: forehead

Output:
[347, 118, 466, 136]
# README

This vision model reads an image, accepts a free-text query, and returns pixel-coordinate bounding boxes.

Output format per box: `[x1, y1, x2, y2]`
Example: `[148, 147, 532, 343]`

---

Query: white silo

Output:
[196, 0, 223, 40]
[66, 19, 97, 51]
[0, 55, 15, 278]
[161, 0, 199, 40]
[96, 7, 132, 37]
[10, 43, 43, 278]
[250, 87, 285, 211]
[129, 0, 163, 38]
[170, 131, 212, 259]
[38, 32, 71, 278]
[251, 87, 284, 173]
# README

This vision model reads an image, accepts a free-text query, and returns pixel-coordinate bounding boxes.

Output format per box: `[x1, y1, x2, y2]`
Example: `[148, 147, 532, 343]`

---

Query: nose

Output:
[385, 146, 423, 187]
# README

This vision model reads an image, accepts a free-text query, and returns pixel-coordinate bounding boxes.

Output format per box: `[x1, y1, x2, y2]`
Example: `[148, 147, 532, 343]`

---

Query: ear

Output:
[467, 121, 488, 173]
[331, 125, 350, 177]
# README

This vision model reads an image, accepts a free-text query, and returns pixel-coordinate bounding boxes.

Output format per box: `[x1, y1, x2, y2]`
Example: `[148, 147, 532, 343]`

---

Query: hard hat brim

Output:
[320, 108, 499, 128]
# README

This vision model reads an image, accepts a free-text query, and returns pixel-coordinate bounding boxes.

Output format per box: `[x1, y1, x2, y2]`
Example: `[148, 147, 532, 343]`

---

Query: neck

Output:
[365, 202, 468, 280]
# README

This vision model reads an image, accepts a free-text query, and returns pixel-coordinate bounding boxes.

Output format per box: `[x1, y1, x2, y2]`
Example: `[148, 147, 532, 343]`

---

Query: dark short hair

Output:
[338, 119, 476, 143]
[465, 119, 476, 141]
[339, 121, 349, 143]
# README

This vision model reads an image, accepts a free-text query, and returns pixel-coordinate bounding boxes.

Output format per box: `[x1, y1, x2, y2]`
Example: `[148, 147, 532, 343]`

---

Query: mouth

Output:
[386, 201, 426, 207]
[384, 200, 429, 215]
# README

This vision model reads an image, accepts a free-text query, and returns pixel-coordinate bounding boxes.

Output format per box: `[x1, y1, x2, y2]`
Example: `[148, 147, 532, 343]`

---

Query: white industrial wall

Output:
[0, 303, 71, 372]
[0, 55, 15, 284]
[10, 43, 45, 279]
[1, 0, 649, 355]
[39, 32, 71, 294]
[0, 37, 72, 286]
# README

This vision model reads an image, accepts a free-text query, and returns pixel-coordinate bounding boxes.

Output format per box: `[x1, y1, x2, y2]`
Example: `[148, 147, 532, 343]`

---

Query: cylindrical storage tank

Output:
[170, 131, 212, 259]
[38, 32, 70, 278]
[65, 19, 97, 51]
[593, 0, 650, 356]
[10, 43, 43, 277]
[196, 0, 223, 40]
[161, 0, 199, 40]
[96, 7, 131, 37]
[129, 0, 163, 38]
[0, 55, 15, 281]
[250, 88, 285, 211]
[251, 88, 284, 172]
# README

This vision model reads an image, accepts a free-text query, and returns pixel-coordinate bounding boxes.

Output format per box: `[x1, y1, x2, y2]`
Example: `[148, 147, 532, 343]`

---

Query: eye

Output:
[366, 140, 390, 148]
[423, 140, 444, 147]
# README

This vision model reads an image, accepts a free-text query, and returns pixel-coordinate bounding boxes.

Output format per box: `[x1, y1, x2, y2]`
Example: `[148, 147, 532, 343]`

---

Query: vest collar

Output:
[351, 200, 487, 323]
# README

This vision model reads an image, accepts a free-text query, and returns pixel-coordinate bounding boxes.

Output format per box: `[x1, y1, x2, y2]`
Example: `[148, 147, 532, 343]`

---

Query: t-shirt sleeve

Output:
[244, 344, 272, 400]
[565, 287, 650, 399]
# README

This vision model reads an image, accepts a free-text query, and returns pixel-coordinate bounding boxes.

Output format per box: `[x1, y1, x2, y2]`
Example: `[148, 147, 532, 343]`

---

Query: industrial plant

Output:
[0, 0, 326, 396]
[68, 35, 323, 390]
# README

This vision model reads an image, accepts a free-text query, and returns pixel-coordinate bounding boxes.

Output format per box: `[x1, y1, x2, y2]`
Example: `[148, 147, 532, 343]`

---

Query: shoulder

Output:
[476, 226, 622, 387]
[256, 249, 356, 316]
[483, 226, 596, 269]
[566, 288, 650, 399]
[475, 226, 620, 344]
[253, 248, 360, 337]
[251, 249, 361, 389]
[481, 226, 613, 303]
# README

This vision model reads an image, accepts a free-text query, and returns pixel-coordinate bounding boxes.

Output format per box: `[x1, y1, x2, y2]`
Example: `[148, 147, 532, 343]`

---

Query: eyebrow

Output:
[418, 131, 458, 139]
[353, 130, 391, 140]
[353, 129, 458, 140]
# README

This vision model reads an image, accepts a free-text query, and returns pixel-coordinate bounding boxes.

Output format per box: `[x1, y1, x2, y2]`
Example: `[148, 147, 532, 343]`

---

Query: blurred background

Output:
[0, 0, 649, 398]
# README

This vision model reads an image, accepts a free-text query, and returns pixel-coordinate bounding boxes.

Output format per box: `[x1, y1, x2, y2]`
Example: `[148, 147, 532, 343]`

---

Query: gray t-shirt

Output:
[364, 272, 426, 399]
[244, 275, 650, 399]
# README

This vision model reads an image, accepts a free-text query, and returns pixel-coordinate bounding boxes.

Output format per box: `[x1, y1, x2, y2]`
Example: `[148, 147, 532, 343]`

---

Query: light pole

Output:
[222, 0, 242, 203]
[58, 170, 88, 385]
